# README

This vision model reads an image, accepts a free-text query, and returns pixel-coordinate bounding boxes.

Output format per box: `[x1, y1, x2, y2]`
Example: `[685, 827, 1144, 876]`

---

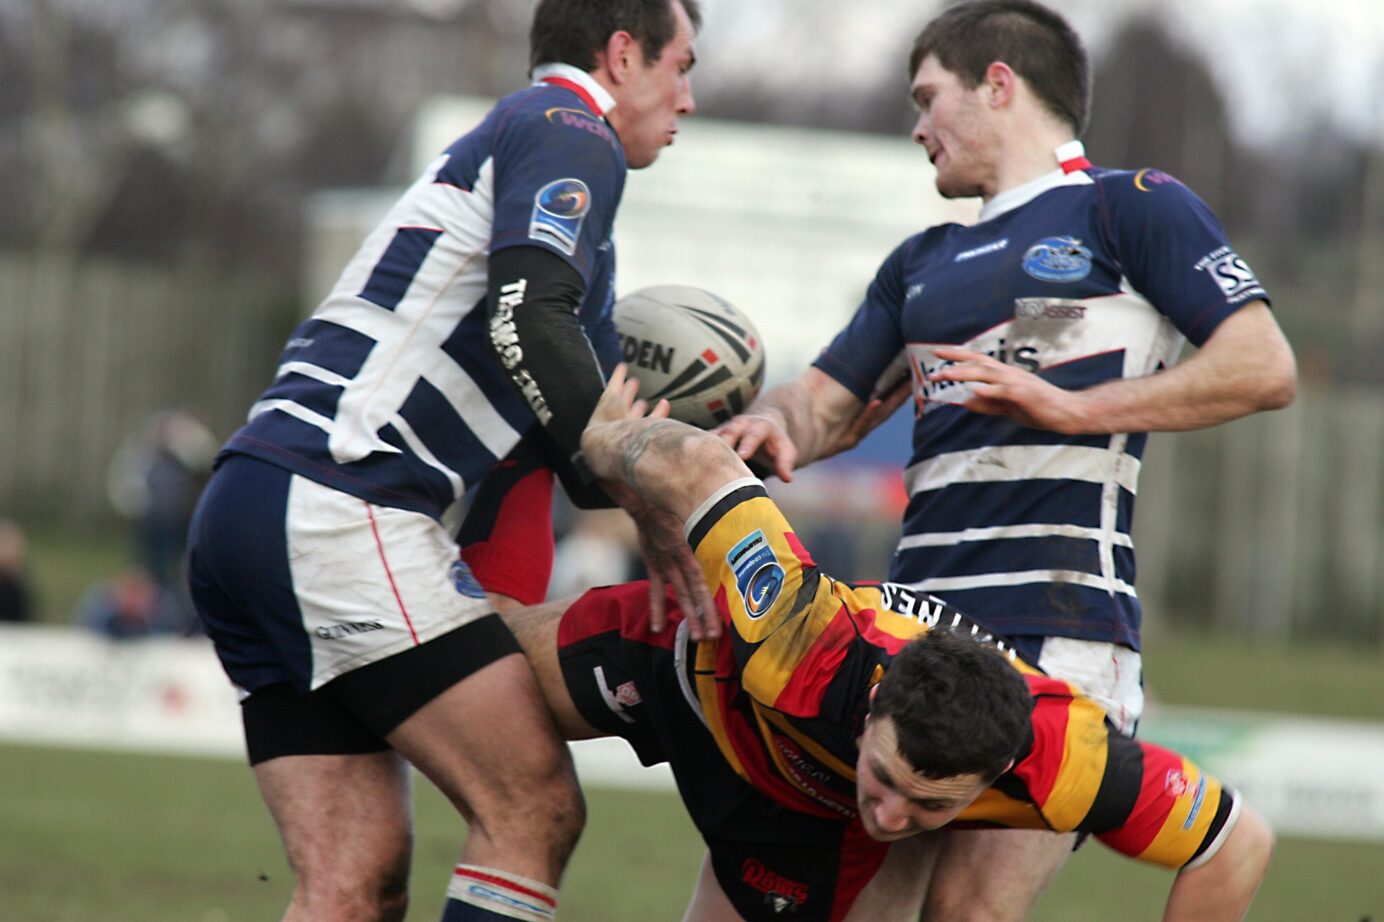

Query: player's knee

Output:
[296, 866, 410, 922]
[526, 768, 586, 859]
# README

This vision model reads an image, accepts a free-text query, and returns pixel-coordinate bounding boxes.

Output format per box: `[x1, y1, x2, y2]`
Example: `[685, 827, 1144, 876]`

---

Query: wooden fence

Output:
[0, 252, 296, 522]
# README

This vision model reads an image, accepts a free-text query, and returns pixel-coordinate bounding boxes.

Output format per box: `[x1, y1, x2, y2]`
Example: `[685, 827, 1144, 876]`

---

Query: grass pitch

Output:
[1, 740, 1381, 921]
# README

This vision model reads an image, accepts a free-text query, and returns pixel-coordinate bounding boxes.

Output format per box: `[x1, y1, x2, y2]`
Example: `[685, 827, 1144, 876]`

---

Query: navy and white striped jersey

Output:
[224, 65, 625, 521]
[814, 148, 1269, 647]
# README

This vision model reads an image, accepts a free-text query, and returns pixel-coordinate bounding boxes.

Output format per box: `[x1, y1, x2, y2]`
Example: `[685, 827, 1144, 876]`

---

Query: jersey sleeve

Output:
[812, 241, 913, 401]
[1013, 691, 1240, 869]
[1098, 170, 1269, 347]
[490, 103, 623, 283]
[685, 479, 860, 711]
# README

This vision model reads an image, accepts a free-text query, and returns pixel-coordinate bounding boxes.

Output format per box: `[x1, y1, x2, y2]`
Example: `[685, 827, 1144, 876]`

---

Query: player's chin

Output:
[860, 819, 918, 842]
[866, 826, 919, 843]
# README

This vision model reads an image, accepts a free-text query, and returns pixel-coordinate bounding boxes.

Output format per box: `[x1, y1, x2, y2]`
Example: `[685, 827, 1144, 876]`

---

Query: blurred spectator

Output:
[548, 509, 639, 599]
[106, 408, 217, 593]
[0, 519, 33, 623]
[75, 569, 192, 639]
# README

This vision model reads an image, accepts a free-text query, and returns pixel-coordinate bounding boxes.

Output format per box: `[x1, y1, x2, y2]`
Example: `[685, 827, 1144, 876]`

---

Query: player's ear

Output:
[600, 30, 639, 84]
[983, 61, 1017, 107]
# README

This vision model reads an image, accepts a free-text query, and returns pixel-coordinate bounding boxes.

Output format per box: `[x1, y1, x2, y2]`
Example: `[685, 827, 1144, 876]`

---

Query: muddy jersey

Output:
[225, 65, 624, 521]
[682, 478, 1238, 869]
[814, 148, 1269, 647]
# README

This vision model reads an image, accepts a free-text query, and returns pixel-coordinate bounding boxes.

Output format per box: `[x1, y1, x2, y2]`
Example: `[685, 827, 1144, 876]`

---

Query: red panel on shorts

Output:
[461, 467, 554, 605]
[557, 581, 683, 651]
[829, 821, 890, 922]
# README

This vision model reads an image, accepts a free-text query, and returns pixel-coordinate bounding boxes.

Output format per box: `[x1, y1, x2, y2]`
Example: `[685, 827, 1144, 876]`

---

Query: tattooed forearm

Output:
[619, 419, 699, 487]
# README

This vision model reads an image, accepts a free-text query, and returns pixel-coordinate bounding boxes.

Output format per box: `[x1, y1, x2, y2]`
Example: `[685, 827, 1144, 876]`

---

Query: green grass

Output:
[0, 741, 1380, 921]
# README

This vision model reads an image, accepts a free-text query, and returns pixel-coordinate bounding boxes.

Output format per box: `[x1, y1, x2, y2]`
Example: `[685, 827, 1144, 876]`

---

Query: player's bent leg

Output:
[842, 832, 942, 921]
[920, 827, 1076, 922]
[241, 681, 414, 922]
[501, 597, 606, 740]
[1163, 806, 1273, 922]
[387, 650, 585, 886]
[255, 750, 413, 922]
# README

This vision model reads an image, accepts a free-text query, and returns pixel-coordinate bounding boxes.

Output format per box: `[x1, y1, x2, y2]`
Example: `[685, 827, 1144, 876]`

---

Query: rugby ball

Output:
[613, 285, 766, 429]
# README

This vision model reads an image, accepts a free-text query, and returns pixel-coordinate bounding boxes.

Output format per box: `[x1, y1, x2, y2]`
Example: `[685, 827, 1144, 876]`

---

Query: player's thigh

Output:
[385, 650, 579, 823]
[921, 827, 1077, 922]
[254, 749, 413, 883]
[500, 597, 603, 740]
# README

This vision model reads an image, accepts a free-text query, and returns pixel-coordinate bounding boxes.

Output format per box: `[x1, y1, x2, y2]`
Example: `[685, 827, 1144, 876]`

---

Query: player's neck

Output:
[984, 122, 1077, 203]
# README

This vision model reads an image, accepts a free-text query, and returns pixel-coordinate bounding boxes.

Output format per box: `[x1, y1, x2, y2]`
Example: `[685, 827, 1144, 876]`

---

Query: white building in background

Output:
[304, 95, 979, 387]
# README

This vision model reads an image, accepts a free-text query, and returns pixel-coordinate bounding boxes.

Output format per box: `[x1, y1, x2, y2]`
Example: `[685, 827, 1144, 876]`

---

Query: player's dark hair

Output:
[908, 0, 1090, 136]
[530, 0, 702, 74]
[870, 630, 1031, 781]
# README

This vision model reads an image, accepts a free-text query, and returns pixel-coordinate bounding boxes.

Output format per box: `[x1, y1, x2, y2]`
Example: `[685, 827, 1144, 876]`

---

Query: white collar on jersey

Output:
[531, 62, 617, 115]
[977, 140, 1094, 224]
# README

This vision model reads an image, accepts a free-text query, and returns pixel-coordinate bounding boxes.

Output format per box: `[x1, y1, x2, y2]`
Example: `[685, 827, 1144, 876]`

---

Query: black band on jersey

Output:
[487, 245, 604, 464]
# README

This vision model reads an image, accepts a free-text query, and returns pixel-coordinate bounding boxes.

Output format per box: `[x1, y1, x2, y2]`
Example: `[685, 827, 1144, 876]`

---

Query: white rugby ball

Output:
[613, 285, 766, 429]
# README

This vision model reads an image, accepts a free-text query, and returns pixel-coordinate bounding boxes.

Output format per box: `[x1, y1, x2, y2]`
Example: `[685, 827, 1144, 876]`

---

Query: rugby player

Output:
[186, 3, 710, 920]
[465, 368, 1274, 922]
[717, 1, 1296, 916]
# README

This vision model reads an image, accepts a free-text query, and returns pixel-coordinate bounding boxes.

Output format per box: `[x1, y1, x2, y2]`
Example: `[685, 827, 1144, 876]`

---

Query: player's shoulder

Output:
[495, 84, 621, 154]
[1090, 165, 1204, 207]
[889, 221, 969, 265]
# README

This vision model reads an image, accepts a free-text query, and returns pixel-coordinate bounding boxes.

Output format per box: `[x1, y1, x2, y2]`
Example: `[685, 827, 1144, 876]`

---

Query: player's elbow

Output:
[1255, 347, 1298, 412]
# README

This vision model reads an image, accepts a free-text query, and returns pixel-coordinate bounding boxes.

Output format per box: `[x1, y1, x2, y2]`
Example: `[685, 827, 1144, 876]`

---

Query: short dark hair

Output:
[908, 0, 1090, 135]
[870, 630, 1032, 782]
[530, 0, 702, 74]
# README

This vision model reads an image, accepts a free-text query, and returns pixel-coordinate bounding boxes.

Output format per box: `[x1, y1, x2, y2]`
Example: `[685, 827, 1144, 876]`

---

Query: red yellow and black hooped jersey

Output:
[684, 478, 1239, 869]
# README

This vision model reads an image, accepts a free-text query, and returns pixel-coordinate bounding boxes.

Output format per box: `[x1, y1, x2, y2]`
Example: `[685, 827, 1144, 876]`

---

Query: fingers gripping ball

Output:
[613, 285, 766, 429]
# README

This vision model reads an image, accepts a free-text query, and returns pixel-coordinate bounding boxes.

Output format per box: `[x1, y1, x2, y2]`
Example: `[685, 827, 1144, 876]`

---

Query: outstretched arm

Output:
[927, 301, 1296, 434]
[715, 367, 906, 482]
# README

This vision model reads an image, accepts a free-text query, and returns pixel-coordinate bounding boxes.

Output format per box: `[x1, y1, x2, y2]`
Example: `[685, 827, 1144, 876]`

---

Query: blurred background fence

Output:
[0, 251, 294, 522]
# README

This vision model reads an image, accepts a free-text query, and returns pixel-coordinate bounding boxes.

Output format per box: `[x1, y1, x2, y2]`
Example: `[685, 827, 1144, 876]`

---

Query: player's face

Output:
[909, 54, 997, 199]
[611, 0, 697, 169]
[854, 715, 990, 842]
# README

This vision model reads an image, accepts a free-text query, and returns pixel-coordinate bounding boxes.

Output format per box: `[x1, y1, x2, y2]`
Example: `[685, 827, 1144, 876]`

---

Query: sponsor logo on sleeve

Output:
[545, 107, 615, 145]
[727, 530, 785, 619]
[1133, 168, 1176, 192]
[1194, 246, 1263, 302]
[1022, 236, 1093, 282]
[529, 178, 591, 256]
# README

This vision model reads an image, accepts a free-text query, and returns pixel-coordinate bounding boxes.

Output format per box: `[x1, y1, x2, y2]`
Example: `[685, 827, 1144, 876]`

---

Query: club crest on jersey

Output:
[728, 530, 785, 619]
[1022, 236, 1092, 283]
[530, 178, 591, 256]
